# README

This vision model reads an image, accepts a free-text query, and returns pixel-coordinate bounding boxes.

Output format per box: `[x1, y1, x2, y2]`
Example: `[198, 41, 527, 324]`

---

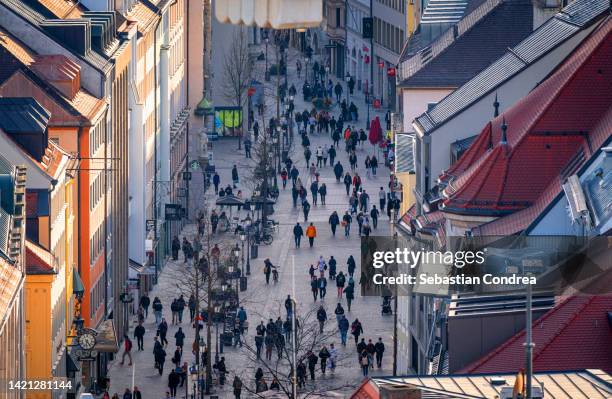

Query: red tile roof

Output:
[25, 240, 55, 275]
[0, 256, 23, 324]
[461, 294, 612, 374]
[441, 18, 612, 219]
[350, 379, 379, 399]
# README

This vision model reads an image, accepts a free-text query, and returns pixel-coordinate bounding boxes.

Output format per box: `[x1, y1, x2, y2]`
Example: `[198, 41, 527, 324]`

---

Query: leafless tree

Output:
[230, 302, 353, 398]
[222, 27, 253, 150]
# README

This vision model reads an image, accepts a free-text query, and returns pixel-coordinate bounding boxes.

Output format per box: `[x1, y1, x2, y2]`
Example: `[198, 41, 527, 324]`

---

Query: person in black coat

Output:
[328, 211, 340, 236]
[307, 351, 318, 380]
[139, 294, 150, 318]
[374, 337, 385, 368]
[293, 223, 304, 248]
[168, 369, 181, 397]
[334, 161, 344, 182]
[134, 322, 145, 351]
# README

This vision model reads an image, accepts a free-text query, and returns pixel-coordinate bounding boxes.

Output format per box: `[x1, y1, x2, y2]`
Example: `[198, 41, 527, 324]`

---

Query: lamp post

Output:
[198, 338, 205, 399]
[366, 83, 371, 130]
[244, 215, 252, 275]
[345, 72, 351, 104]
[390, 208, 398, 376]
[275, 127, 281, 172]
[272, 134, 279, 188]
[265, 36, 270, 82]
[239, 233, 246, 277]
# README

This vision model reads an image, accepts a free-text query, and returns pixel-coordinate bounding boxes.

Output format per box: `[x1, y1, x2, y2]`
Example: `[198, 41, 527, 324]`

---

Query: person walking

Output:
[366, 339, 376, 369]
[328, 256, 337, 280]
[232, 376, 243, 399]
[307, 351, 318, 380]
[334, 82, 343, 102]
[263, 258, 274, 284]
[315, 145, 324, 167]
[375, 337, 385, 368]
[158, 318, 169, 347]
[319, 183, 327, 205]
[244, 137, 252, 158]
[371, 155, 378, 175]
[378, 187, 386, 213]
[188, 294, 196, 322]
[334, 302, 345, 324]
[319, 345, 330, 374]
[347, 255, 356, 278]
[134, 323, 145, 351]
[342, 212, 352, 237]
[171, 236, 180, 260]
[153, 338, 166, 375]
[170, 299, 179, 325]
[302, 199, 311, 222]
[174, 327, 185, 349]
[370, 205, 380, 229]
[351, 319, 363, 345]
[255, 334, 264, 360]
[293, 222, 304, 248]
[152, 297, 163, 325]
[139, 294, 150, 319]
[310, 181, 318, 205]
[120, 335, 133, 366]
[310, 276, 319, 301]
[343, 172, 352, 196]
[318, 276, 327, 299]
[336, 272, 346, 297]
[264, 333, 274, 361]
[168, 368, 180, 397]
[181, 238, 191, 264]
[338, 315, 349, 346]
[212, 172, 221, 194]
[344, 282, 355, 311]
[280, 168, 288, 189]
[328, 211, 340, 236]
[360, 351, 370, 376]
[231, 164, 239, 188]
[316, 305, 327, 333]
[306, 223, 317, 247]
[290, 165, 299, 186]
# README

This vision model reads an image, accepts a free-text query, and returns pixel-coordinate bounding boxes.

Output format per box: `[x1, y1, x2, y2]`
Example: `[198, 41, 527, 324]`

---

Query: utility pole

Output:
[525, 279, 534, 399]
[390, 208, 398, 376]
[291, 255, 298, 399]
[369, 0, 374, 127]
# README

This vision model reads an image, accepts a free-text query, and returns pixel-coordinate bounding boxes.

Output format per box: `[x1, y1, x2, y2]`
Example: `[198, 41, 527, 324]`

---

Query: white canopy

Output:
[215, 0, 323, 28]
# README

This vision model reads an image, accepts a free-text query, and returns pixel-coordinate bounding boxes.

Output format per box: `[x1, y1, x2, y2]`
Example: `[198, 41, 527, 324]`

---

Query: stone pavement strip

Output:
[106, 41, 394, 399]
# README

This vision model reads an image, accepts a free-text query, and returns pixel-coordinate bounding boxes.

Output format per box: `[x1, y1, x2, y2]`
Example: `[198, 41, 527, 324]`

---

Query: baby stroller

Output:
[381, 296, 393, 316]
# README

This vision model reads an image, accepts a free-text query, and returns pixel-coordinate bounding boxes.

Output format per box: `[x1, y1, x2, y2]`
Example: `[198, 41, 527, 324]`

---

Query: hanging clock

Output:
[78, 331, 97, 350]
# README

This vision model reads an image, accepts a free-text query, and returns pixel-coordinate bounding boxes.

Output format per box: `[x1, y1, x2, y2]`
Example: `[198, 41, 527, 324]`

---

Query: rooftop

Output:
[352, 369, 612, 399]
[398, 0, 533, 89]
[413, 0, 610, 135]
[461, 295, 612, 374]
[440, 18, 612, 218]
[25, 239, 55, 274]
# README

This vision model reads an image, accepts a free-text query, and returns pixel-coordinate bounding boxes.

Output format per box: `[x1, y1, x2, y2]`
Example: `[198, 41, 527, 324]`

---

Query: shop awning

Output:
[93, 319, 118, 353]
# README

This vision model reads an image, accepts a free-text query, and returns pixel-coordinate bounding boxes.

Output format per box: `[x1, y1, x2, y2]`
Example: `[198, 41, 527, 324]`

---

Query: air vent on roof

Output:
[82, 12, 117, 53]
[41, 19, 92, 56]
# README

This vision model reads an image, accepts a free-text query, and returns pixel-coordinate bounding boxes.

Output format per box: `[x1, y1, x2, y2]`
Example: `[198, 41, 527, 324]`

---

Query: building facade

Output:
[0, 154, 27, 399]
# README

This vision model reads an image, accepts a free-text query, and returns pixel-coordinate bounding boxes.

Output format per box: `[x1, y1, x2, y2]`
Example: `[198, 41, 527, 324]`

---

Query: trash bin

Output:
[250, 244, 258, 259]
[240, 276, 248, 292]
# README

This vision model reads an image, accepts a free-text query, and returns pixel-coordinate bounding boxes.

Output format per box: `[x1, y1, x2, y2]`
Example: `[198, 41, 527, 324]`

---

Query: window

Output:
[335, 7, 341, 28]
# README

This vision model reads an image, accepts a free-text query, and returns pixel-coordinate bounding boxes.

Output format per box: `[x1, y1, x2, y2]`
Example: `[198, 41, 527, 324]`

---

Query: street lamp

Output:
[214, 302, 222, 361]
[265, 36, 270, 82]
[239, 233, 246, 277]
[345, 72, 351, 104]
[244, 215, 252, 275]
[198, 339, 205, 399]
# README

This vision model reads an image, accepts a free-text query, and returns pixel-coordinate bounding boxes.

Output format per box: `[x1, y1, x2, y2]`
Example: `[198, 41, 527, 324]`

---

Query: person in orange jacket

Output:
[306, 223, 317, 248]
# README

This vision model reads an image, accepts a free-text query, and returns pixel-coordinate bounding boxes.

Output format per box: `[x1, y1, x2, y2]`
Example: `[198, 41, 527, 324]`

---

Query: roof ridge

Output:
[398, 0, 503, 81]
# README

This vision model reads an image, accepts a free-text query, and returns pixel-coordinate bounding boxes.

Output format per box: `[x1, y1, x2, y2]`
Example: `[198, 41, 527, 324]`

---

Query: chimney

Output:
[493, 93, 500, 117]
[500, 117, 508, 145]
[31, 55, 81, 99]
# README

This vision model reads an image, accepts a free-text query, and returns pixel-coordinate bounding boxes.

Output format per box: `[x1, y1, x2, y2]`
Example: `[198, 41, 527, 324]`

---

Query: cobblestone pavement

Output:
[105, 41, 393, 399]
